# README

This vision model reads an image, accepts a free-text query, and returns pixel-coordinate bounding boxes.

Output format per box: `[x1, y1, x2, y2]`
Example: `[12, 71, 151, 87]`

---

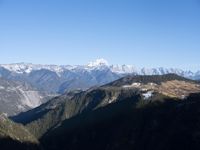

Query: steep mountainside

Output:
[0, 77, 51, 116]
[12, 74, 200, 139]
[41, 93, 200, 150]
[0, 113, 40, 150]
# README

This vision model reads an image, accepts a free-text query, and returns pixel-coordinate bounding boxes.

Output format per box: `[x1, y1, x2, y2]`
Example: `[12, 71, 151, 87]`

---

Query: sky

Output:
[0, 0, 200, 71]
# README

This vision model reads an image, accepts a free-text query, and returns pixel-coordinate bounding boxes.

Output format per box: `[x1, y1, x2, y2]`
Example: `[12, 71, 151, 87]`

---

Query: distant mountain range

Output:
[0, 59, 199, 94]
[0, 59, 199, 116]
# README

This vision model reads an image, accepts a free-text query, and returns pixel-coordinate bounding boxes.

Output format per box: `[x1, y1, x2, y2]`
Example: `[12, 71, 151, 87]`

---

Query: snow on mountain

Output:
[0, 59, 198, 115]
[87, 58, 109, 67]
[142, 91, 153, 100]
[110, 64, 137, 74]
[0, 59, 199, 94]
[1, 63, 33, 74]
[0, 59, 199, 79]
[0, 63, 72, 75]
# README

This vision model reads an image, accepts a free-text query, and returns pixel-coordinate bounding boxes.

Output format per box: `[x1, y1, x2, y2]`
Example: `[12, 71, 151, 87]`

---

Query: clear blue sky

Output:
[0, 0, 200, 70]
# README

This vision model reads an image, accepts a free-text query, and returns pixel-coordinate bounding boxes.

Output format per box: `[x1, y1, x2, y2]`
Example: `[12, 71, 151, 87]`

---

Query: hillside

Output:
[106, 74, 200, 98]
[12, 74, 200, 139]
[0, 113, 40, 150]
[107, 74, 194, 86]
[41, 93, 200, 150]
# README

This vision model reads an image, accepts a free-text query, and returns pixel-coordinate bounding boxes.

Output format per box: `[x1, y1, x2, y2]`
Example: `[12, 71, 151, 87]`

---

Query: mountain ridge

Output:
[41, 93, 200, 150]
[0, 59, 199, 79]
[12, 74, 200, 139]
[0, 59, 199, 94]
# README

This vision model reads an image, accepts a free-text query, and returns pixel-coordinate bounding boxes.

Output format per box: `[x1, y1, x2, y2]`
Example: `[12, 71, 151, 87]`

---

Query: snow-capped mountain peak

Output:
[110, 64, 137, 74]
[87, 58, 109, 67]
[0, 63, 65, 74]
[1, 63, 34, 74]
[0, 60, 199, 80]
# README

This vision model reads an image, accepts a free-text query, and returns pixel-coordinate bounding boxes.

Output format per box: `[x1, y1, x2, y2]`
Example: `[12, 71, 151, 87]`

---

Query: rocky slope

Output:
[0, 77, 51, 116]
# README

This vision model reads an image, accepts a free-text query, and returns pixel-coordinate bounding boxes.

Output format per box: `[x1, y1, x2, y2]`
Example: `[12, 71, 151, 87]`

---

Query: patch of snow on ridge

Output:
[142, 91, 153, 100]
